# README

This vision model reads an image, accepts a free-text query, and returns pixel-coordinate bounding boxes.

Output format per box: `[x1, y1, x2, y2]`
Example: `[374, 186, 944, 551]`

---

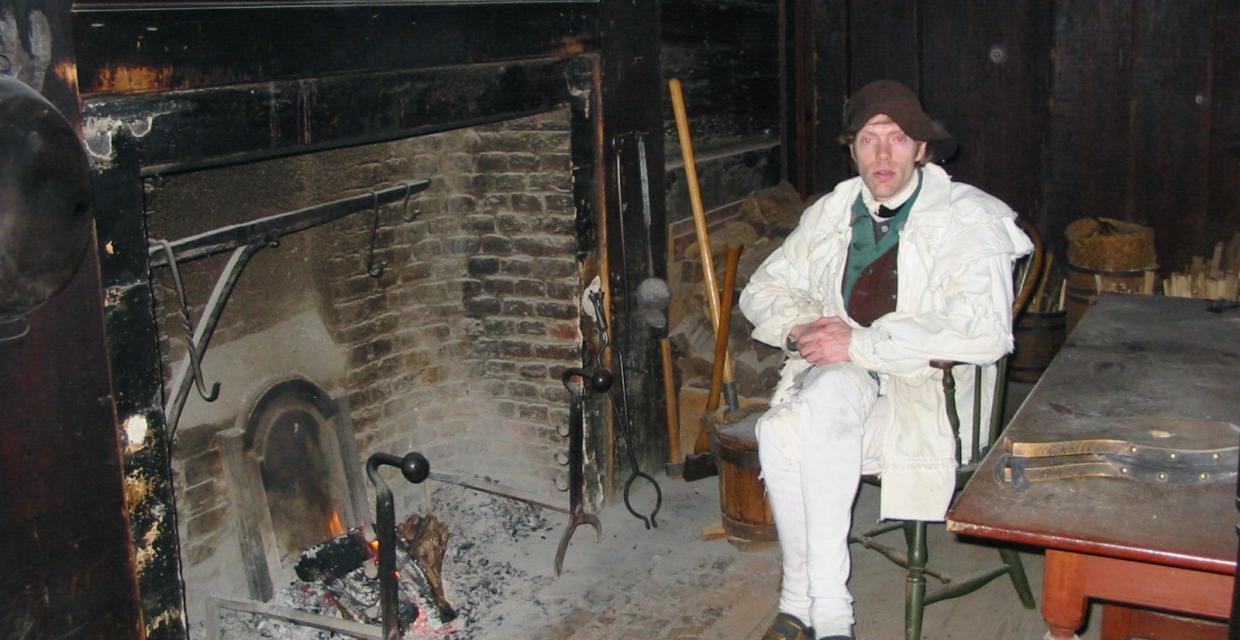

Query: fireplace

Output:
[86, 55, 607, 636]
[139, 108, 586, 626]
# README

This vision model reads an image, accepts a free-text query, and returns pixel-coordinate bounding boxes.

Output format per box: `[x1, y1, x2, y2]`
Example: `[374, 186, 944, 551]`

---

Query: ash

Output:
[217, 482, 559, 639]
[430, 484, 558, 638]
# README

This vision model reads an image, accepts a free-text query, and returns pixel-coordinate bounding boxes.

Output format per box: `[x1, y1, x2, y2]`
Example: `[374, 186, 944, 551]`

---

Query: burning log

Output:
[288, 514, 457, 633]
[295, 527, 372, 584]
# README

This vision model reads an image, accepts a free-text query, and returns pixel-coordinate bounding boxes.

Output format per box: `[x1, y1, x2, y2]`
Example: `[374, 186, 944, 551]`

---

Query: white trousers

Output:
[755, 362, 891, 636]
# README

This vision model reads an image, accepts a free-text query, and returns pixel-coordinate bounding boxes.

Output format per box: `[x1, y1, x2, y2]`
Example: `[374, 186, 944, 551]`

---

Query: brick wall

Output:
[326, 110, 581, 500]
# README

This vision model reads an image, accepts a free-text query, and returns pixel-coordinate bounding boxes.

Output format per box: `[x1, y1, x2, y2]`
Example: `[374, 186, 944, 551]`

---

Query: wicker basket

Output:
[1065, 217, 1157, 271]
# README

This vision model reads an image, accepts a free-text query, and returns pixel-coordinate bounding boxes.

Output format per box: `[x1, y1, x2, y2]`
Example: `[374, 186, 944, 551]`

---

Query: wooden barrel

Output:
[1010, 310, 1066, 383]
[1065, 264, 1152, 333]
[711, 412, 776, 541]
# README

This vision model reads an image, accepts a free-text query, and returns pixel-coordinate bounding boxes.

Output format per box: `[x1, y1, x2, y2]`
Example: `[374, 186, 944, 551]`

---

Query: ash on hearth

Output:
[215, 482, 560, 639]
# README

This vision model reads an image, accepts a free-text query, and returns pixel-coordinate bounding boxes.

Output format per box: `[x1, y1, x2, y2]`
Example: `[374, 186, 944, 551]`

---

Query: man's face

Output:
[850, 114, 927, 202]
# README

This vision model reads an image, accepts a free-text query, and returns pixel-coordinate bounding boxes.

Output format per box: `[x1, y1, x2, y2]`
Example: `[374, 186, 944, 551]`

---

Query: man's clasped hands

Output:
[789, 317, 854, 367]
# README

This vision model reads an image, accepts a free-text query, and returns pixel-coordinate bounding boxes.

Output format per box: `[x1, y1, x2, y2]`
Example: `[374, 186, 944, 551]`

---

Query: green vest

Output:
[841, 171, 923, 303]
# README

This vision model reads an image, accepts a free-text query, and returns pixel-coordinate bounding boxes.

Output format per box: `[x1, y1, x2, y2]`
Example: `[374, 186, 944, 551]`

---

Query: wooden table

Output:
[948, 294, 1239, 639]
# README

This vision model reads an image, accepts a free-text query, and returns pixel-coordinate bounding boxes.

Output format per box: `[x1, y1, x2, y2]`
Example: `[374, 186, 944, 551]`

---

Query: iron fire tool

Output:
[589, 290, 664, 529]
[555, 365, 611, 575]
[993, 417, 1238, 490]
[366, 451, 431, 640]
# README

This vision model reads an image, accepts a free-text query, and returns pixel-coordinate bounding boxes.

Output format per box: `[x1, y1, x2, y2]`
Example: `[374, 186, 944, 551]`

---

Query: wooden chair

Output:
[849, 216, 1044, 640]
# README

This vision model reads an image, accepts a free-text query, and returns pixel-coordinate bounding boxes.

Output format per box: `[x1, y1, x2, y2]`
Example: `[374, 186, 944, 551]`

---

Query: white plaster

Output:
[124, 413, 149, 449]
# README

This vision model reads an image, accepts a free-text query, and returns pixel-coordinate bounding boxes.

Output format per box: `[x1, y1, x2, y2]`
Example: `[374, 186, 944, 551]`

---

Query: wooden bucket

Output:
[1010, 310, 1066, 383]
[1065, 264, 1153, 333]
[711, 412, 776, 542]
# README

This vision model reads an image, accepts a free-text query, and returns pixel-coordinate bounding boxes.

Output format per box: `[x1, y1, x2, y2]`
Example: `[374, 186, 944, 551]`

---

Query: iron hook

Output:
[366, 189, 388, 278]
[153, 239, 221, 403]
[400, 181, 421, 223]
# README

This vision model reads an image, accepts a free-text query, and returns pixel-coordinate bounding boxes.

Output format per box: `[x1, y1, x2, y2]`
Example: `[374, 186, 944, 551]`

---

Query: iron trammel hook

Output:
[400, 181, 421, 223]
[153, 238, 221, 403]
[366, 189, 388, 278]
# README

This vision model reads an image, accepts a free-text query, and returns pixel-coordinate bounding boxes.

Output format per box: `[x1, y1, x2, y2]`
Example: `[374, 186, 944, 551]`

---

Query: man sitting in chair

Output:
[739, 80, 1033, 640]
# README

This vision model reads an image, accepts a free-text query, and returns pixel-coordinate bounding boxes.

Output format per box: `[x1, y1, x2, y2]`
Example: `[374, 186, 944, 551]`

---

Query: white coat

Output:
[739, 163, 1033, 521]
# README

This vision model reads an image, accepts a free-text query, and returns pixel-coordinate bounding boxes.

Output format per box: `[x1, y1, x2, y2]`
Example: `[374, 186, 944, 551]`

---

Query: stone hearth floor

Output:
[217, 379, 1114, 639]
[217, 466, 1108, 640]
[439, 471, 1104, 640]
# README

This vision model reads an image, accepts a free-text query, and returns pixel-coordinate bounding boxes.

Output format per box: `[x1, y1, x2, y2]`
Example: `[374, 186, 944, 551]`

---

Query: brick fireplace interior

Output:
[144, 111, 588, 622]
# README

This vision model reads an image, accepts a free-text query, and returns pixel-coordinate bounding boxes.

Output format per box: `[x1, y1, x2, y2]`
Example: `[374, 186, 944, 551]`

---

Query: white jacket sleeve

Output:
[738, 201, 836, 349]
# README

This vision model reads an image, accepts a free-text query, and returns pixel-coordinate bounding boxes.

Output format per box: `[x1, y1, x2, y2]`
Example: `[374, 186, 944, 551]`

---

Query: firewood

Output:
[1225, 233, 1240, 274]
[396, 512, 457, 626]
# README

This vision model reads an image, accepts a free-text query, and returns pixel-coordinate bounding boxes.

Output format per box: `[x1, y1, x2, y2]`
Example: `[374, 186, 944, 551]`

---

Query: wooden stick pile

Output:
[1028, 254, 1066, 313]
[1163, 234, 1240, 301]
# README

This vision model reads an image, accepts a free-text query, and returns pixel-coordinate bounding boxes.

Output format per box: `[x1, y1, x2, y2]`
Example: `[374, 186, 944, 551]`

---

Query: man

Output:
[739, 80, 1032, 640]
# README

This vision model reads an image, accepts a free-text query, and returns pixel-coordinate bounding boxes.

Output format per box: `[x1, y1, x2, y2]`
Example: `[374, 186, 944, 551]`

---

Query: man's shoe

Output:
[818, 636, 852, 640]
[761, 612, 814, 640]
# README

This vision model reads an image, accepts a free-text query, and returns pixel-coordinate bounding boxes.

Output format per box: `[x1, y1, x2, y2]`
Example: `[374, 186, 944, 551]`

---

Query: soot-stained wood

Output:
[661, 0, 781, 149]
[1210, 0, 1240, 252]
[93, 134, 190, 640]
[1045, 0, 1233, 266]
[919, 0, 1051, 224]
[73, 4, 598, 96]
[601, 0, 669, 476]
[1127, 0, 1213, 273]
[847, 0, 919, 91]
[83, 60, 584, 174]
[809, 0, 852, 192]
[661, 0, 783, 225]
[1047, 0, 1137, 251]
[0, 1, 143, 639]
[809, 0, 1237, 269]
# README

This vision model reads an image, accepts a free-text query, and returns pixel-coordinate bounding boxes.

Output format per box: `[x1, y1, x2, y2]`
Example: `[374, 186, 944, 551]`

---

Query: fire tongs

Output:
[366, 451, 430, 640]
[555, 365, 611, 575]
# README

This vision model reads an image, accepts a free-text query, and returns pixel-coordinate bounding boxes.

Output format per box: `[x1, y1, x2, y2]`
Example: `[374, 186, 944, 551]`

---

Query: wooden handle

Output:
[660, 338, 682, 465]
[669, 77, 735, 383]
[697, 244, 743, 453]
[1032, 252, 1054, 312]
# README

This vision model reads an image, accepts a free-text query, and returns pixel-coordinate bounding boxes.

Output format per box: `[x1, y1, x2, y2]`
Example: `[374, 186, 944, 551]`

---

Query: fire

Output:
[327, 512, 345, 538]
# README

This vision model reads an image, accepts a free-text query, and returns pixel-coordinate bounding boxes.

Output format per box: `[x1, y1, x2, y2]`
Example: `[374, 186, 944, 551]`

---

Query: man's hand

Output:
[789, 317, 853, 367]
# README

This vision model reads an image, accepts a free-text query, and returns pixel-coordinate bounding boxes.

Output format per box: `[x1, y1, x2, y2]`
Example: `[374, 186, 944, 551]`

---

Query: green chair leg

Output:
[999, 548, 1037, 609]
[903, 522, 928, 640]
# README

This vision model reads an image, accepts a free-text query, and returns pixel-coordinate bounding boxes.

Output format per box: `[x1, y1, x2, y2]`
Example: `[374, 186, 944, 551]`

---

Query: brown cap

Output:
[843, 80, 952, 141]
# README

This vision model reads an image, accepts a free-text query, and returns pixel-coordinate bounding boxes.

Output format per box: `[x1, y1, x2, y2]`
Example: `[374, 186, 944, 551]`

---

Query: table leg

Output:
[1041, 549, 1087, 640]
[1040, 547, 1232, 640]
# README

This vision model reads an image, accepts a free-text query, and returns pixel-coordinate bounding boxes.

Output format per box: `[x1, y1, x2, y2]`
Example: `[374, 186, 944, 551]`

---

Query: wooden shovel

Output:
[669, 77, 739, 412]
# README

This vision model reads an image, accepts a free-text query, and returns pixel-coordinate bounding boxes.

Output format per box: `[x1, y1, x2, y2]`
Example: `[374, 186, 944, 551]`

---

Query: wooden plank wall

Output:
[806, 0, 1238, 269]
[0, 1, 143, 639]
[1048, 0, 1236, 271]
[808, 0, 1051, 228]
